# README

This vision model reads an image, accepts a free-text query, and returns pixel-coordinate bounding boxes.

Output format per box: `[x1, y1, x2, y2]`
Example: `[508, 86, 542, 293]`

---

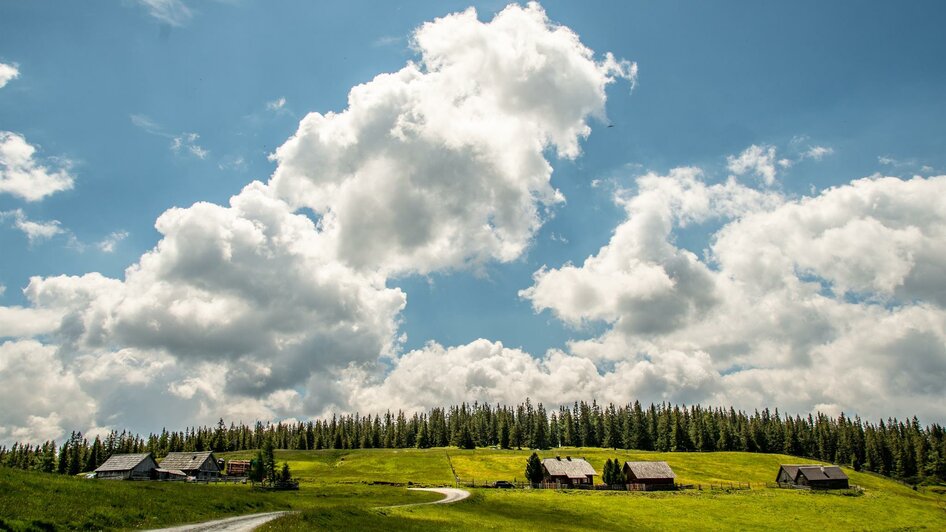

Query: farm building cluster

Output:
[776, 464, 850, 489]
[537, 456, 849, 491]
[92, 451, 850, 492]
[540, 456, 677, 490]
[92, 451, 246, 481]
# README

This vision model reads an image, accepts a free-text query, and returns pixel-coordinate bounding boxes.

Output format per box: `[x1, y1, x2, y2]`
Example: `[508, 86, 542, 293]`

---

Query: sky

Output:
[1, 0, 945, 444]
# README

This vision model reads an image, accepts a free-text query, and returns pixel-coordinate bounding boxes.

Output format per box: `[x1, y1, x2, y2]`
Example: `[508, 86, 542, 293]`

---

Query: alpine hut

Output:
[776, 464, 849, 489]
[541, 456, 597, 487]
[622, 461, 676, 490]
[159, 451, 222, 480]
[93, 452, 158, 480]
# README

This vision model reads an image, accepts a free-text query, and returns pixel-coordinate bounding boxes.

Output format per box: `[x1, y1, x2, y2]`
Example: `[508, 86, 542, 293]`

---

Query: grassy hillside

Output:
[0, 467, 438, 531]
[220, 448, 456, 486]
[247, 447, 946, 531]
[2, 448, 944, 530]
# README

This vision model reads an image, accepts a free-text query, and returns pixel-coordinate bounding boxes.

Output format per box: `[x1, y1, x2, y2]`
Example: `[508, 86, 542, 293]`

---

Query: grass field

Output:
[2, 448, 945, 530]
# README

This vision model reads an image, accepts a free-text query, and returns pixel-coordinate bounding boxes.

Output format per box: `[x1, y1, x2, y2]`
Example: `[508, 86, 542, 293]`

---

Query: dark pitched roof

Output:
[779, 464, 848, 482]
[623, 461, 676, 480]
[541, 457, 597, 479]
[778, 464, 805, 481]
[94, 453, 155, 472]
[159, 451, 220, 472]
[797, 465, 848, 481]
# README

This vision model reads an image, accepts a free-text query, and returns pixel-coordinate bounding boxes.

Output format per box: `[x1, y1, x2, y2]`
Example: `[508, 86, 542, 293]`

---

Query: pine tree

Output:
[262, 436, 277, 484]
[455, 425, 475, 450]
[525, 452, 543, 484]
[531, 404, 549, 449]
[416, 418, 431, 449]
[249, 450, 265, 484]
[498, 416, 511, 449]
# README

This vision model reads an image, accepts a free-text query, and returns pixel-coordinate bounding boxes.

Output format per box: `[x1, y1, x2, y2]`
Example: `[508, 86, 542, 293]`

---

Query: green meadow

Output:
[2, 448, 945, 530]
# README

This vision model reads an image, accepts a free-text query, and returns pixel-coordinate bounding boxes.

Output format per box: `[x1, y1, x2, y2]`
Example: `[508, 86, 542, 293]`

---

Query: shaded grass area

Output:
[0, 467, 438, 531]
[384, 487, 946, 531]
[261, 485, 946, 532]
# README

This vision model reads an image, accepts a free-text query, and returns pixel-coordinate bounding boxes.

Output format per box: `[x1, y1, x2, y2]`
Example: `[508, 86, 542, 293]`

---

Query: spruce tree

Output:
[603, 458, 614, 485]
[248, 450, 265, 484]
[525, 452, 543, 484]
[262, 436, 277, 484]
[455, 425, 475, 450]
[416, 420, 431, 449]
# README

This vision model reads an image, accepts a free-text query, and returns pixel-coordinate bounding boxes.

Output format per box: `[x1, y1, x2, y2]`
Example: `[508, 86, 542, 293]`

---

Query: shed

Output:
[541, 456, 597, 487]
[154, 468, 187, 481]
[227, 459, 251, 477]
[623, 461, 676, 489]
[94, 452, 158, 480]
[159, 451, 221, 480]
[776, 464, 849, 489]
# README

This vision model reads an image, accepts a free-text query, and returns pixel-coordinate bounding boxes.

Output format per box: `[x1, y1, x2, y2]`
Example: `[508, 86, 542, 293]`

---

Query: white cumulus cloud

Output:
[0, 132, 75, 201]
[521, 169, 946, 422]
[270, 3, 634, 275]
[727, 144, 779, 186]
[1, 209, 65, 243]
[0, 62, 19, 89]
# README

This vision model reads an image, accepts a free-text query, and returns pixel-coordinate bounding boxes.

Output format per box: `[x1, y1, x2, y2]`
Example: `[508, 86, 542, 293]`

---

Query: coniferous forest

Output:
[2, 400, 944, 485]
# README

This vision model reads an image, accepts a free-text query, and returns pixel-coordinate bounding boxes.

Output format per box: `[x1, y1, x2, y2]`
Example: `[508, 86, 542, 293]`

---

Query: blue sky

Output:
[1, 1, 945, 441]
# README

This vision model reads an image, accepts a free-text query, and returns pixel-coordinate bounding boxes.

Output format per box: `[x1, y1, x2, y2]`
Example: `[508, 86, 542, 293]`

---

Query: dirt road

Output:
[149, 488, 469, 530]
[147, 511, 291, 532]
[403, 487, 471, 505]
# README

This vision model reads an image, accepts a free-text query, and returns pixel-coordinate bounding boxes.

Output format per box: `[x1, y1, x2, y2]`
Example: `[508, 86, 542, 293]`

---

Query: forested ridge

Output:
[3, 400, 945, 485]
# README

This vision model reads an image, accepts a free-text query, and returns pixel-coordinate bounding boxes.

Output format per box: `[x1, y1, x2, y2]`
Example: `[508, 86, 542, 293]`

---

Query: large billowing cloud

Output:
[0, 3, 633, 443]
[520, 170, 946, 421]
[21, 182, 405, 391]
[332, 171, 946, 422]
[0, 340, 96, 443]
[337, 339, 720, 414]
[270, 3, 633, 274]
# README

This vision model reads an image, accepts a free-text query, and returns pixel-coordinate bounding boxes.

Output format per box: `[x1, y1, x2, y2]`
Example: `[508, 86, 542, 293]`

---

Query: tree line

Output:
[2, 400, 944, 485]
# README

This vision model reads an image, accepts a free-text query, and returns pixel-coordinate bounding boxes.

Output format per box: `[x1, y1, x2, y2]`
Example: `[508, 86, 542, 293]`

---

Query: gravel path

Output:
[402, 487, 471, 506]
[149, 488, 469, 530]
[147, 511, 292, 532]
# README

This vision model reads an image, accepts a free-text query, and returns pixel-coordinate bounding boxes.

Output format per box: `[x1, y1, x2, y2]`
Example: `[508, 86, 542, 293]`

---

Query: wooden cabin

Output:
[93, 452, 158, 480]
[622, 461, 676, 490]
[776, 464, 849, 489]
[159, 451, 221, 480]
[541, 456, 597, 487]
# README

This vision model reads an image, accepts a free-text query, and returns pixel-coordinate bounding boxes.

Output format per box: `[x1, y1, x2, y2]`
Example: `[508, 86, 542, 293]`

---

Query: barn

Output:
[93, 452, 158, 480]
[622, 461, 676, 490]
[541, 456, 597, 487]
[776, 464, 849, 489]
[159, 451, 222, 480]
